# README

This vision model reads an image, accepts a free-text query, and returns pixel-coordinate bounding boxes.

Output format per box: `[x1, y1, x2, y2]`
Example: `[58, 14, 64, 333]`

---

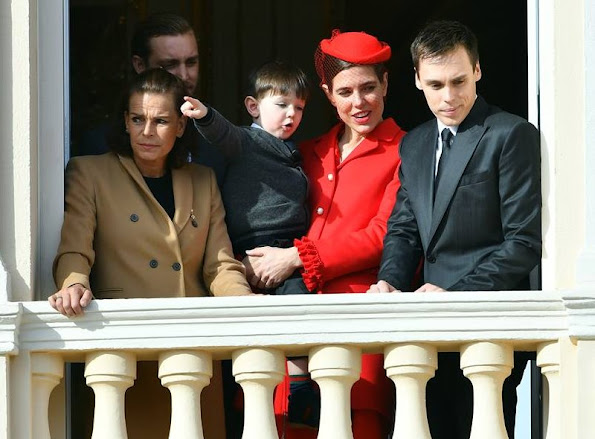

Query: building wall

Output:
[0, 0, 38, 302]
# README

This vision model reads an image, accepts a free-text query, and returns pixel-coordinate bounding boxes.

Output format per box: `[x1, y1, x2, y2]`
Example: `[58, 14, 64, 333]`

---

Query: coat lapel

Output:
[172, 166, 193, 233]
[313, 124, 341, 161]
[118, 155, 156, 200]
[118, 155, 191, 233]
[429, 96, 489, 241]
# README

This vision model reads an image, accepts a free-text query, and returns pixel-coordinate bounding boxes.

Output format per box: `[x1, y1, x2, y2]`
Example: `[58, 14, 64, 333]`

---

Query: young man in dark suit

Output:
[368, 20, 541, 438]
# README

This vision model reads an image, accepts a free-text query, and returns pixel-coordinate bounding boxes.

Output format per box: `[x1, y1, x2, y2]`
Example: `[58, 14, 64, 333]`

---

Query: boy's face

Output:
[250, 92, 306, 140]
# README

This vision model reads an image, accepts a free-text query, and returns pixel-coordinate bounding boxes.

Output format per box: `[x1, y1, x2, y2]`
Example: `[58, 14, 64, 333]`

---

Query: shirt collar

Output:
[437, 120, 459, 137]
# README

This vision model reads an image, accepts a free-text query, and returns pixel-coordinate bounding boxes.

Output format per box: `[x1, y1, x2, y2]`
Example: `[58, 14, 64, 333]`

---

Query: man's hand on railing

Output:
[415, 283, 446, 292]
[366, 280, 400, 293]
[48, 283, 93, 317]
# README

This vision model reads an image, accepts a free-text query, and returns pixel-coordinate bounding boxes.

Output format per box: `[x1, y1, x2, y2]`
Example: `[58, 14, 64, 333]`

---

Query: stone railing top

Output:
[0, 301, 21, 354]
[2, 290, 592, 358]
[561, 289, 595, 339]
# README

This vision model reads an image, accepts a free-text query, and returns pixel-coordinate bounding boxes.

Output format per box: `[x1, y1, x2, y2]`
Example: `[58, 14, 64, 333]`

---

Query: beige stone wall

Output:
[0, 0, 38, 302]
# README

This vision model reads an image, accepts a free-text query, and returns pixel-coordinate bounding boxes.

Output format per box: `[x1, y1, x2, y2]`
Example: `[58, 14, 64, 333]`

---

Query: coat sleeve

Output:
[297, 164, 402, 291]
[201, 169, 252, 295]
[53, 158, 96, 290]
[192, 108, 245, 159]
[377, 165, 425, 291]
[450, 121, 541, 290]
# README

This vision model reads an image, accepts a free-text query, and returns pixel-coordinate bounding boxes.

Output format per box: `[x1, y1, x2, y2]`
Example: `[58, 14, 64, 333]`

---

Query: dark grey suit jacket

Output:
[378, 96, 541, 291]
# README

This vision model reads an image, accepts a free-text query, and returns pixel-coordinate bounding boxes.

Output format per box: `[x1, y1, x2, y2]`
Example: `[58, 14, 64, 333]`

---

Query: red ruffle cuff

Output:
[295, 237, 324, 292]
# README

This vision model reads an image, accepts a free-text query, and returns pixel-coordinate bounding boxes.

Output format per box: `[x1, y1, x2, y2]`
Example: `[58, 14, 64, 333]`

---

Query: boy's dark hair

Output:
[109, 68, 196, 168]
[247, 60, 310, 102]
[131, 13, 195, 63]
[410, 20, 479, 70]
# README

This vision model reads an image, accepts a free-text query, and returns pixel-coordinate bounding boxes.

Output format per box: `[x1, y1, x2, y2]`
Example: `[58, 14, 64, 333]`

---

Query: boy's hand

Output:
[181, 96, 208, 119]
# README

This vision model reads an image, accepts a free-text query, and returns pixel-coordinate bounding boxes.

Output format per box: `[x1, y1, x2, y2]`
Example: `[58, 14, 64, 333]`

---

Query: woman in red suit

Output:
[244, 30, 406, 439]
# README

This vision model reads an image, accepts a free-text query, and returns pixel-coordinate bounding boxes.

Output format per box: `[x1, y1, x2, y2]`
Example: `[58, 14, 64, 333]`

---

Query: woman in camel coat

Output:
[51, 68, 250, 312]
[49, 68, 250, 439]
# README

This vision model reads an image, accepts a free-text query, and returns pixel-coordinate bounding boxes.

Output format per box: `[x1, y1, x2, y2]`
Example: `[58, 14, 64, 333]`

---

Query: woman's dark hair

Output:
[314, 51, 388, 91]
[108, 68, 196, 168]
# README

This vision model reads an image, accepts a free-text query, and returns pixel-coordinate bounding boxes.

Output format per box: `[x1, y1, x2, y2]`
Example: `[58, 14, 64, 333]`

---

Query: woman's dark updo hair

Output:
[315, 54, 388, 92]
[108, 68, 197, 168]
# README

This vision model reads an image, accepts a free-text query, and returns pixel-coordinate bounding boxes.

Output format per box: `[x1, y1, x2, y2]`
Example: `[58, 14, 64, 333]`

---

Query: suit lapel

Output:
[408, 126, 437, 249]
[429, 96, 489, 241]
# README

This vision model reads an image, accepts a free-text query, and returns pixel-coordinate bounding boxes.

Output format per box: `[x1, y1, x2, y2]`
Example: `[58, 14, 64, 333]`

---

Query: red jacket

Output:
[273, 119, 406, 437]
[297, 118, 406, 293]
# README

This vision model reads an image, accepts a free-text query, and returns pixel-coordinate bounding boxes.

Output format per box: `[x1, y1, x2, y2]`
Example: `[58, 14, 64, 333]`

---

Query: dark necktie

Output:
[434, 128, 453, 200]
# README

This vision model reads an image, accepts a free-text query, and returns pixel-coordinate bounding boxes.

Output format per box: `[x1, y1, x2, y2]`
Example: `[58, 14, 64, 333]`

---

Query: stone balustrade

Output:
[0, 290, 594, 439]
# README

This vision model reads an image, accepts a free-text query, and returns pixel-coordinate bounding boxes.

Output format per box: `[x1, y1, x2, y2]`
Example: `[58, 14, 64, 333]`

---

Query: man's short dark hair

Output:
[131, 13, 195, 63]
[410, 20, 479, 71]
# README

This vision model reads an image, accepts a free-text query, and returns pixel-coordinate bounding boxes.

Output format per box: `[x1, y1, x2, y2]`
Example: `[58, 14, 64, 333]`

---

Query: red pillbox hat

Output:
[319, 29, 391, 64]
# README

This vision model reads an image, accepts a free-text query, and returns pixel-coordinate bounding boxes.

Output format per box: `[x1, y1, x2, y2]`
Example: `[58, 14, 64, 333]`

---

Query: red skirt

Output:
[273, 353, 395, 439]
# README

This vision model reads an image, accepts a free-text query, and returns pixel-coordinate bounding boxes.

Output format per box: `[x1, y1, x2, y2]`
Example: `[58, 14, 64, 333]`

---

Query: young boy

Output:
[182, 60, 318, 430]
[181, 59, 310, 295]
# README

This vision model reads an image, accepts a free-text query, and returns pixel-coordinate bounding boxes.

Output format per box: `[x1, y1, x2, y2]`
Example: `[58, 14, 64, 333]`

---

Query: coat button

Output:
[172, 262, 181, 271]
[327, 173, 334, 181]
[130, 213, 139, 222]
[316, 207, 324, 215]
[149, 259, 158, 268]
[426, 255, 436, 263]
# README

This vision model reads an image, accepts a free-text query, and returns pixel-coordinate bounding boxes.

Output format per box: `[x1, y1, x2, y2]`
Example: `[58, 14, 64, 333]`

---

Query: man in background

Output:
[78, 12, 226, 183]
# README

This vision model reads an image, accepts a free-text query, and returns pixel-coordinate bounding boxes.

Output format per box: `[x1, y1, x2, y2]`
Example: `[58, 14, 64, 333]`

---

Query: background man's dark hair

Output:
[131, 13, 195, 63]
[410, 20, 479, 71]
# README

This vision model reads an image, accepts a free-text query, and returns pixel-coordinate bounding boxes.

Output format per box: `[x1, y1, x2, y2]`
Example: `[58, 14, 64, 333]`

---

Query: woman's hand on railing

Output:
[48, 283, 93, 317]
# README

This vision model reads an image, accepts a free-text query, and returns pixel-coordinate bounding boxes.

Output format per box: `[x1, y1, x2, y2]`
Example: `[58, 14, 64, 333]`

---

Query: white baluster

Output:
[158, 350, 212, 439]
[85, 351, 136, 439]
[461, 342, 513, 439]
[537, 341, 560, 439]
[232, 348, 284, 439]
[31, 353, 64, 439]
[384, 343, 436, 439]
[309, 345, 361, 439]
